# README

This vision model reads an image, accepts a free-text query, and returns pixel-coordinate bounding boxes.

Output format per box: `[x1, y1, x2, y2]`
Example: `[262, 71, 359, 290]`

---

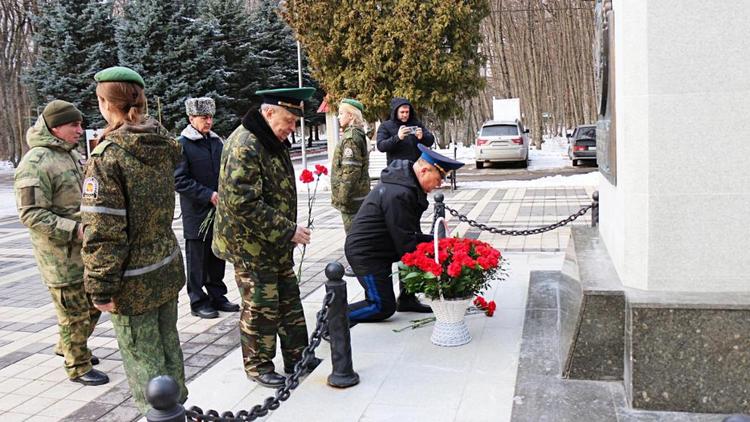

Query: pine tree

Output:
[251, 0, 323, 126]
[26, 0, 118, 129]
[282, 0, 489, 120]
[116, 0, 227, 133]
[201, 0, 262, 135]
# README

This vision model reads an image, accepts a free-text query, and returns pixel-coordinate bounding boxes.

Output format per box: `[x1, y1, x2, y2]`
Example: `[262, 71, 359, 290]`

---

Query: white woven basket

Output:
[425, 297, 472, 347]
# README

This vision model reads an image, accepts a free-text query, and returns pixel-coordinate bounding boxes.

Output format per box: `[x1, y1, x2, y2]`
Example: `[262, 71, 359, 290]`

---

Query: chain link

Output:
[444, 204, 593, 236]
[184, 290, 335, 421]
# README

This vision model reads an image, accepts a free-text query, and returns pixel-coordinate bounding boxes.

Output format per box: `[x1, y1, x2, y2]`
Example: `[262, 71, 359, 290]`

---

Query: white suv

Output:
[474, 120, 529, 168]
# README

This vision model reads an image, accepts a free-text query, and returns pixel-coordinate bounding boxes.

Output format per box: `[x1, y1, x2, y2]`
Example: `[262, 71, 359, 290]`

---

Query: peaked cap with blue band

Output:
[256, 87, 315, 116]
[417, 144, 464, 175]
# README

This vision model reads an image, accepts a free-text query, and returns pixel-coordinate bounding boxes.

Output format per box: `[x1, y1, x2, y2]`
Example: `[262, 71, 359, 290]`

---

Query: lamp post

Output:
[297, 40, 307, 169]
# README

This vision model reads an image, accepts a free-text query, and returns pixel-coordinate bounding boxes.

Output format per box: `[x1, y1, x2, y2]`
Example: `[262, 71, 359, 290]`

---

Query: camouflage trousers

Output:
[111, 299, 187, 413]
[234, 267, 309, 377]
[340, 212, 356, 234]
[48, 284, 100, 378]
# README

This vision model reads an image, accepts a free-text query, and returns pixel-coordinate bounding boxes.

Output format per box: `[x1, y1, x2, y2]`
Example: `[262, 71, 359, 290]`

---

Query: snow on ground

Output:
[0, 137, 595, 219]
[293, 136, 583, 192]
[0, 161, 14, 174]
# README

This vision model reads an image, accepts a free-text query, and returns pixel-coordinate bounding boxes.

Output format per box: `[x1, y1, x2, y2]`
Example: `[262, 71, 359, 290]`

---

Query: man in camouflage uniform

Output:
[14, 100, 109, 386]
[82, 66, 187, 412]
[213, 87, 319, 388]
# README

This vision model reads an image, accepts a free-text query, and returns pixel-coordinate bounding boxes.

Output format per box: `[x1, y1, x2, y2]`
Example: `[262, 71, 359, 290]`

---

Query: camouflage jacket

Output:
[81, 119, 185, 315]
[331, 126, 370, 214]
[212, 110, 297, 272]
[14, 117, 84, 287]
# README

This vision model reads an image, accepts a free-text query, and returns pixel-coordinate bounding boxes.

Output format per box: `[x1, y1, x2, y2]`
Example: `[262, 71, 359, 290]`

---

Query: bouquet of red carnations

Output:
[399, 237, 502, 300]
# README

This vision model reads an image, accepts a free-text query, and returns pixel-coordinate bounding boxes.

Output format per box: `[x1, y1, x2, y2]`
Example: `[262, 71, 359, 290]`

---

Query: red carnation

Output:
[314, 164, 328, 176]
[299, 169, 314, 183]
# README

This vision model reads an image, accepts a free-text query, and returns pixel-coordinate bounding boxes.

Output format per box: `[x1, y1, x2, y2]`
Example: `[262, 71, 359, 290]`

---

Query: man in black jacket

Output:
[376, 97, 435, 166]
[345, 144, 463, 322]
[175, 97, 239, 319]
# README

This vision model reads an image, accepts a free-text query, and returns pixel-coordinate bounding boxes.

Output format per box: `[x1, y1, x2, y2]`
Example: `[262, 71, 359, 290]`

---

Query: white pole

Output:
[297, 40, 306, 169]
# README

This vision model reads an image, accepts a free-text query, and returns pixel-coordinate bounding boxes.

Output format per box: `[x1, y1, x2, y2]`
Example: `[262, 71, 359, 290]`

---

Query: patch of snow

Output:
[0, 161, 15, 174]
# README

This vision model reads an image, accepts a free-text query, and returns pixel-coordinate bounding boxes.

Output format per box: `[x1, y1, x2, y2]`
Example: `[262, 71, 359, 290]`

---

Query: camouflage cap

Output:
[185, 97, 215, 116]
[94, 66, 145, 88]
[256, 87, 315, 116]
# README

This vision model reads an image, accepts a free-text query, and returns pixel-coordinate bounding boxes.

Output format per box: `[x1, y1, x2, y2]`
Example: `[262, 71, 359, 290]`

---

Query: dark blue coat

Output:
[376, 97, 435, 165]
[345, 159, 433, 274]
[174, 126, 223, 239]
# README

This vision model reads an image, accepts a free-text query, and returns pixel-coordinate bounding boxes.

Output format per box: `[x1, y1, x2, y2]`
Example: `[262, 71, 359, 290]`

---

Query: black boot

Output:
[71, 368, 109, 386]
[248, 371, 286, 388]
[396, 294, 433, 313]
[284, 356, 322, 375]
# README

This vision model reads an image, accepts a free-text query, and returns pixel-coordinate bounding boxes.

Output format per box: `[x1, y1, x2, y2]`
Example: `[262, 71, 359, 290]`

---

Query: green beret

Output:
[341, 98, 364, 112]
[94, 66, 145, 88]
[42, 100, 83, 129]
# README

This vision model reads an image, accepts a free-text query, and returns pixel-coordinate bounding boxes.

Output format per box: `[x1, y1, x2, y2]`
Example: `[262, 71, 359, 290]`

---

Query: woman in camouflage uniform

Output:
[80, 66, 187, 412]
[331, 99, 370, 277]
[331, 98, 370, 234]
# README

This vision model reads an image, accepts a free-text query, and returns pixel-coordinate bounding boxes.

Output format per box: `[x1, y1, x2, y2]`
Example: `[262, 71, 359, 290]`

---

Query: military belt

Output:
[80, 205, 127, 216]
[123, 247, 180, 277]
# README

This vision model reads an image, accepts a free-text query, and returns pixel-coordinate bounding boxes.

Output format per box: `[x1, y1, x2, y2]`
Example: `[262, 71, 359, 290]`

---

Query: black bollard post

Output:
[325, 262, 360, 388]
[591, 190, 599, 227]
[432, 193, 446, 238]
[145, 375, 186, 422]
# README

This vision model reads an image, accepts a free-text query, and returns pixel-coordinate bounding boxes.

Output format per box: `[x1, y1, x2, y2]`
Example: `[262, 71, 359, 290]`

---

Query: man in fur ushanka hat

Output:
[175, 97, 240, 319]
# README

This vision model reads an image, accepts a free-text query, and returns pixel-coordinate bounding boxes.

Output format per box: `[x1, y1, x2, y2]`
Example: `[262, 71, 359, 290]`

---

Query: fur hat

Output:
[42, 100, 83, 129]
[185, 97, 215, 116]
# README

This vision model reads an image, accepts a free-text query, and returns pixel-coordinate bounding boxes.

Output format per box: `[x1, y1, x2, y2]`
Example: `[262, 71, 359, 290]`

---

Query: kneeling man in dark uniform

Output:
[345, 144, 464, 322]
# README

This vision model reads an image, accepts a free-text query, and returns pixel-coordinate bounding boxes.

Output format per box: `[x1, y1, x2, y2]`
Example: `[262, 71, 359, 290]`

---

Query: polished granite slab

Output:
[511, 271, 729, 421]
[559, 227, 625, 380]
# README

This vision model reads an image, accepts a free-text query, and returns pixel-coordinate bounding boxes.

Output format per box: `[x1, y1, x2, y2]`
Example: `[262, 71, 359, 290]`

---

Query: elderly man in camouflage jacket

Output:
[212, 88, 320, 388]
[14, 100, 109, 386]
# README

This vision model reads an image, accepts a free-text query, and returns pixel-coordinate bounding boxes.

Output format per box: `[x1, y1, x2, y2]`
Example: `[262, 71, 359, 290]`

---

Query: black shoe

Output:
[248, 371, 286, 388]
[284, 357, 322, 375]
[191, 306, 219, 319]
[71, 368, 109, 386]
[56, 352, 99, 366]
[214, 301, 240, 312]
[344, 266, 356, 277]
[397, 295, 433, 313]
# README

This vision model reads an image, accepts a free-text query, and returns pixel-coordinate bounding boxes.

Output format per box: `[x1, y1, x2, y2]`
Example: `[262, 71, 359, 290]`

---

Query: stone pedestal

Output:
[599, 1, 750, 292]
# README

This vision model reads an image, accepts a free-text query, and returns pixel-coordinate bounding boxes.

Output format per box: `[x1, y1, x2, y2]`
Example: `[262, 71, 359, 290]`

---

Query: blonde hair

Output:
[338, 102, 364, 128]
[96, 82, 147, 138]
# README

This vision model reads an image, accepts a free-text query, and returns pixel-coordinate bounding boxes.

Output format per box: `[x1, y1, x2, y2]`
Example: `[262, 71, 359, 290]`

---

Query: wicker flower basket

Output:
[424, 296, 473, 347]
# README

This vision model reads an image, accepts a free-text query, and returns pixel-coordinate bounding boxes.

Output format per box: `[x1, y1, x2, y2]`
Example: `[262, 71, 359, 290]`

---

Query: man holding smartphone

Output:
[376, 97, 435, 166]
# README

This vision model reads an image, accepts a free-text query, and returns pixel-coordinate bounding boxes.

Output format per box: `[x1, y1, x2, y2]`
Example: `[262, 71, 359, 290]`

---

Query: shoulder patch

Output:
[82, 177, 99, 199]
[91, 140, 113, 156]
[343, 147, 354, 158]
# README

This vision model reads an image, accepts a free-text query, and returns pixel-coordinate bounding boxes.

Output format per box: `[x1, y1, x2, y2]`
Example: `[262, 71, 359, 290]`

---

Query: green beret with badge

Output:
[256, 87, 315, 116]
[94, 66, 145, 88]
[340, 98, 365, 113]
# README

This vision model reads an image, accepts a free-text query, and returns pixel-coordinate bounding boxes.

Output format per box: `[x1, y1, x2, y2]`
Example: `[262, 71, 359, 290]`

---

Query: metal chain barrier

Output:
[444, 203, 593, 236]
[184, 290, 335, 421]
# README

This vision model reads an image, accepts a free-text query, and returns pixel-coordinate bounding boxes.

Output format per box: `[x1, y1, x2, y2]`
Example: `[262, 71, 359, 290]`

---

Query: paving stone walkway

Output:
[0, 184, 594, 421]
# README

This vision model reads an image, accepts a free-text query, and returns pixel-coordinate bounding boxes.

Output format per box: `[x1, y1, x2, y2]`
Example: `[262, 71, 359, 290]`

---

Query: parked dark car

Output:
[567, 124, 597, 166]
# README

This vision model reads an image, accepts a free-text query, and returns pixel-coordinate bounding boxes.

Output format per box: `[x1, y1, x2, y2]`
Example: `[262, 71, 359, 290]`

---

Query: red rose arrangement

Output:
[296, 164, 328, 281]
[399, 237, 502, 300]
[473, 295, 497, 317]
